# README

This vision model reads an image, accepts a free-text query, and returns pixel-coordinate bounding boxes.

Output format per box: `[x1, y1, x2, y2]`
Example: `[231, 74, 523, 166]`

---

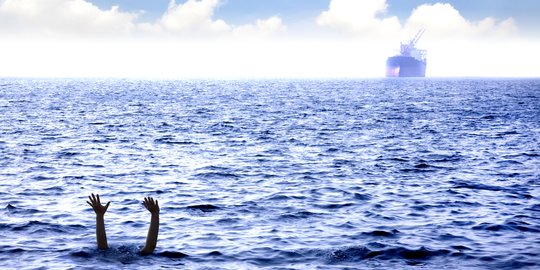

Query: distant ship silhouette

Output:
[386, 29, 427, 77]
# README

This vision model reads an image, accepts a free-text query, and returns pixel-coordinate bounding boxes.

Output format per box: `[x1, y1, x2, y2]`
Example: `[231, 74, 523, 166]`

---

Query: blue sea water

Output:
[0, 78, 539, 269]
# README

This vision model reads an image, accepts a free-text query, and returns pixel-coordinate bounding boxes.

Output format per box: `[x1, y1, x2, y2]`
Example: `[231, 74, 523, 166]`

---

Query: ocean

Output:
[0, 78, 539, 269]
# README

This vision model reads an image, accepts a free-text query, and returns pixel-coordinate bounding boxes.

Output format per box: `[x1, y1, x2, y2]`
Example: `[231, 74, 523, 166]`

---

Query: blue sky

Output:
[88, 0, 539, 33]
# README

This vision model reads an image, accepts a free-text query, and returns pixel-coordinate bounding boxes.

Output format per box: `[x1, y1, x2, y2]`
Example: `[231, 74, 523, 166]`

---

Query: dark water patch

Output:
[438, 233, 471, 241]
[387, 157, 409, 162]
[315, 202, 354, 210]
[326, 245, 450, 263]
[206, 251, 223, 256]
[496, 160, 524, 166]
[158, 251, 188, 258]
[70, 250, 93, 258]
[56, 150, 81, 158]
[451, 180, 507, 192]
[495, 258, 539, 270]
[451, 245, 472, 251]
[481, 115, 497, 120]
[451, 220, 476, 227]
[413, 163, 432, 169]
[353, 193, 372, 201]
[186, 204, 220, 212]
[73, 163, 105, 168]
[4, 204, 41, 215]
[266, 194, 306, 201]
[44, 186, 64, 192]
[0, 247, 27, 254]
[266, 194, 292, 201]
[28, 165, 55, 172]
[379, 246, 451, 261]
[410, 202, 444, 211]
[496, 130, 520, 136]
[400, 165, 439, 173]
[70, 246, 145, 264]
[154, 136, 196, 145]
[363, 210, 397, 221]
[326, 147, 340, 153]
[332, 159, 354, 167]
[31, 175, 56, 181]
[9, 220, 86, 234]
[239, 248, 306, 266]
[277, 211, 321, 220]
[444, 200, 482, 207]
[525, 204, 540, 212]
[80, 138, 113, 144]
[472, 221, 540, 233]
[194, 171, 240, 179]
[216, 217, 241, 224]
[361, 229, 400, 237]
[451, 180, 533, 199]
[62, 175, 86, 181]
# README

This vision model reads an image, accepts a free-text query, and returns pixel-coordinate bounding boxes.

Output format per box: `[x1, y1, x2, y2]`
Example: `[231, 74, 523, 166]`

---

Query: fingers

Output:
[142, 197, 159, 212]
[143, 197, 152, 209]
[88, 194, 108, 208]
[104, 201, 110, 211]
[143, 197, 154, 205]
[89, 193, 99, 205]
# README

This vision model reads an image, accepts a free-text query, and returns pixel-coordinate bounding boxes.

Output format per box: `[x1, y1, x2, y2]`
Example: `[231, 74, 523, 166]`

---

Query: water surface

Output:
[0, 78, 539, 269]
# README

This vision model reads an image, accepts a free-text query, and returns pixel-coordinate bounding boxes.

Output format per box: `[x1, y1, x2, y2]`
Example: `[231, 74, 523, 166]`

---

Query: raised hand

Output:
[143, 197, 159, 214]
[141, 197, 160, 254]
[87, 193, 110, 216]
[86, 193, 109, 249]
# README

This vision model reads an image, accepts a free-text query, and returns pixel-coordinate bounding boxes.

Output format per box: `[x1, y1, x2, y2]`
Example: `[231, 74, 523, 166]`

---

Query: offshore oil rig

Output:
[386, 29, 427, 77]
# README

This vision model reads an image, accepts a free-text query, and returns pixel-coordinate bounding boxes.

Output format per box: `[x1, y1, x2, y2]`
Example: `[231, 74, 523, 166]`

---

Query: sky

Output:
[0, 0, 539, 78]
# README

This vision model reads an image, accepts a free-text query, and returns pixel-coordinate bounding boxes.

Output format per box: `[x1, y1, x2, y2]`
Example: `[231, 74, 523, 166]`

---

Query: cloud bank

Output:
[0, 0, 286, 37]
[0, 0, 137, 36]
[0, 0, 521, 39]
[0, 0, 537, 78]
[317, 0, 518, 39]
[317, 0, 401, 36]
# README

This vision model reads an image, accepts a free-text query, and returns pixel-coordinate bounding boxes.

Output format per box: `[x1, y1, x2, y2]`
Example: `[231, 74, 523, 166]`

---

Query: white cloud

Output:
[0, 0, 138, 36]
[151, 0, 286, 37]
[157, 0, 230, 35]
[404, 3, 517, 38]
[316, 0, 401, 36]
[317, 0, 517, 39]
[233, 16, 287, 37]
[0, 0, 286, 37]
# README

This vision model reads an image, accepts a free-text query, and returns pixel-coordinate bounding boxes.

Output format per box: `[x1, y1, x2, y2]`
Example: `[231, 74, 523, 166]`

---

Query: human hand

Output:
[87, 193, 110, 216]
[143, 197, 159, 214]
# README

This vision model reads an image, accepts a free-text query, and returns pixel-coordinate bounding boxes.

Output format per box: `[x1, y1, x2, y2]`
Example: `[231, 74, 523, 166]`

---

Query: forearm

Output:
[141, 213, 159, 254]
[96, 215, 108, 249]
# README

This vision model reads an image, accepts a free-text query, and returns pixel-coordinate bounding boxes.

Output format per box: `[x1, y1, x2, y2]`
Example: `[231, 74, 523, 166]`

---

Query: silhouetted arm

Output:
[86, 193, 110, 250]
[141, 197, 160, 254]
